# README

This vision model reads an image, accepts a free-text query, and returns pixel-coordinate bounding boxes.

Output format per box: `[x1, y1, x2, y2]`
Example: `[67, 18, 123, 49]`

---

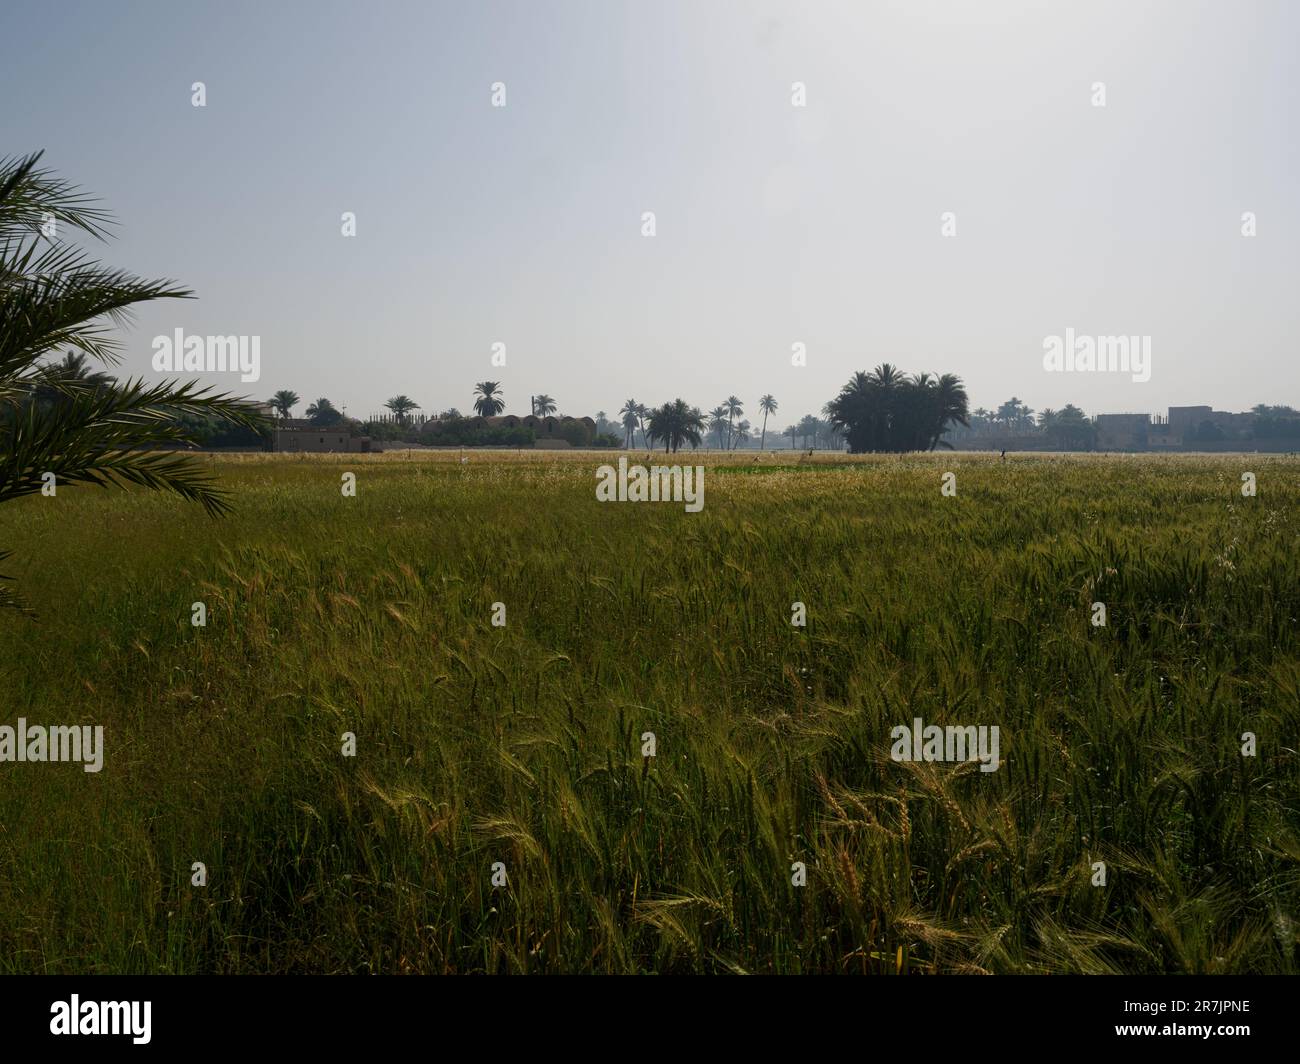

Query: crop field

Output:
[0, 451, 1297, 974]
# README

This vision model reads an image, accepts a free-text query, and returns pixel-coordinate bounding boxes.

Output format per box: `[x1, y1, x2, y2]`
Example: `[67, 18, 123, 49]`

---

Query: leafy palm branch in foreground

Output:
[1, 151, 265, 611]
[1, 376, 263, 512]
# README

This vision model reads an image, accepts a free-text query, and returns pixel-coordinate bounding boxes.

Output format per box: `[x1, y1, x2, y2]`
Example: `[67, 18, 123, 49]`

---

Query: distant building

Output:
[1167, 406, 1213, 434]
[271, 422, 371, 452]
[1084, 405, 1282, 450]
[1159, 405, 1253, 446]
[1094, 413, 1149, 450]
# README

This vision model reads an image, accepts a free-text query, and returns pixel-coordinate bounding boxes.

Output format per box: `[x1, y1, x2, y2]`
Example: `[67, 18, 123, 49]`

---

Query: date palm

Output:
[826, 367, 969, 453]
[28, 350, 116, 410]
[0, 152, 264, 611]
[617, 399, 639, 447]
[384, 394, 420, 426]
[620, 409, 638, 449]
[724, 395, 743, 450]
[532, 394, 556, 417]
[268, 389, 299, 420]
[305, 397, 343, 425]
[758, 394, 777, 450]
[473, 381, 504, 417]
[646, 399, 705, 454]
[707, 405, 728, 449]
[38, 350, 115, 388]
[797, 413, 820, 450]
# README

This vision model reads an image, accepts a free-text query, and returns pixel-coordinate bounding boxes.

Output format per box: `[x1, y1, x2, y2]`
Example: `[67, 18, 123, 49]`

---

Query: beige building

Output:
[272, 425, 371, 452]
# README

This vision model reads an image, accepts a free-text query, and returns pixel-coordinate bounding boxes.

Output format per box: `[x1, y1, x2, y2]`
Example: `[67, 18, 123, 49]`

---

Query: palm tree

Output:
[635, 402, 650, 448]
[1053, 403, 1095, 450]
[797, 413, 820, 449]
[28, 350, 117, 410]
[758, 394, 777, 450]
[269, 389, 299, 420]
[785, 424, 798, 449]
[0, 151, 264, 611]
[39, 350, 115, 389]
[305, 397, 343, 425]
[996, 397, 1033, 433]
[707, 405, 728, 449]
[929, 373, 969, 450]
[532, 394, 556, 416]
[645, 399, 705, 453]
[384, 394, 421, 426]
[734, 419, 752, 448]
[620, 409, 639, 449]
[825, 365, 967, 453]
[618, 399, 640, 448]
[473, 381, 505, 417]
[724, 395, 743, 450]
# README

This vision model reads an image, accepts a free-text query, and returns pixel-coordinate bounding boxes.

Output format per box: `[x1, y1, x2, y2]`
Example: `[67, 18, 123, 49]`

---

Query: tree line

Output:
[261, 373, 972, 454]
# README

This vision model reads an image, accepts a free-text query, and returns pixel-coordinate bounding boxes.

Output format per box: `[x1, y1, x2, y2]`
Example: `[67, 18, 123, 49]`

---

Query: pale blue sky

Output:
[3, 0, 1297, 424]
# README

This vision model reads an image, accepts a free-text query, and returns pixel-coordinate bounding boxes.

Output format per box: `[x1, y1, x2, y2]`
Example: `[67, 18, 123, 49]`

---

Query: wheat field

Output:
[0, 450, 1296, 973]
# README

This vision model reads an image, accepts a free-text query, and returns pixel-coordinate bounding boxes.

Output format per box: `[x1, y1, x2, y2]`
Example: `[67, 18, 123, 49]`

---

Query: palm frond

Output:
[1, 377, 267, 516]
[0, 152, 114, 243]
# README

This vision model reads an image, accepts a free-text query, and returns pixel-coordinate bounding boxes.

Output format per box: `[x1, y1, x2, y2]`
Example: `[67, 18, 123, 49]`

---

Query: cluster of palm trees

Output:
[965, 397, 1036, 434]
[950, 399, 1093, 447]
[617, 394, 780, 450]
[784, 414, 841, 450]
[266, 392, 347, 426]
[824, 364, 970, 453]
[644, 399, 706, 452]
[268, 390, 416, 426]
[1033, 405, 1093, 448]
[468, 384, 555, 419]
[267, 373, 971, 454]
[266, 384, 566, 428]
[269, 385, 855, 452]
[617, 399, 650, 448]
[266, 390, 347, 426]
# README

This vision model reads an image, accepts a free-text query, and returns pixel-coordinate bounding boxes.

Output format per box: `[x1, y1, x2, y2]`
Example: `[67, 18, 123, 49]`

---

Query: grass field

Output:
[0, 450, 1297, 974]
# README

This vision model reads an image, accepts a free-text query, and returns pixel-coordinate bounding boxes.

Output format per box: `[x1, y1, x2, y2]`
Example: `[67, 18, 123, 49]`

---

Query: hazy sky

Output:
[4, 0, 1297, 424]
